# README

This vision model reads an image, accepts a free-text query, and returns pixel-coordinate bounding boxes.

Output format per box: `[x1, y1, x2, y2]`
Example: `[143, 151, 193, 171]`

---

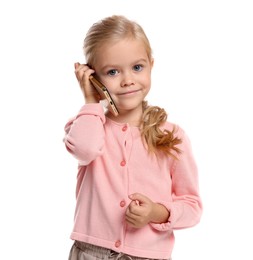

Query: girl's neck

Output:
[106, 108, 143, 127]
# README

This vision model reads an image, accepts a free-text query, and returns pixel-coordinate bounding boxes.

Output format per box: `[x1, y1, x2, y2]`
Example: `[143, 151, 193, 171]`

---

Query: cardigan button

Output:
[122, 125, 128, 131]
[115, 240, 121, 248]
[120, 200, 126, 207]
[120, 160, 126, 166]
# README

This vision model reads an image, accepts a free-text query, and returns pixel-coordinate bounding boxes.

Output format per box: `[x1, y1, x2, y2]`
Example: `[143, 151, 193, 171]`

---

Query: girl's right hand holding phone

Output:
[74, 63, 100, 104]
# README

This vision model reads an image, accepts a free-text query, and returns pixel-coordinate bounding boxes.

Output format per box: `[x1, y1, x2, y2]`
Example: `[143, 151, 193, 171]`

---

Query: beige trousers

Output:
[68, 241, 171, 260]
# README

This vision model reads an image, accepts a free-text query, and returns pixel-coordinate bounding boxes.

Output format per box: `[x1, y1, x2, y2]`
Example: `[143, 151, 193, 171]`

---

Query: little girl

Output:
[64, 15, 202, 260]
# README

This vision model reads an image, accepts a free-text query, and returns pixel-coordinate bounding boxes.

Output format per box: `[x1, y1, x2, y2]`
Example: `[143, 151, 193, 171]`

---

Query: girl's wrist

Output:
[151, 203, 170, 224]
[85, 96, 99, 104]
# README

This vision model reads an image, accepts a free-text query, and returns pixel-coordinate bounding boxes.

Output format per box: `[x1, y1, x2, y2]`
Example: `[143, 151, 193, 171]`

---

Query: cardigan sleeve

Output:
[151, 127, 203, 231]
[63, 103, 106, 165]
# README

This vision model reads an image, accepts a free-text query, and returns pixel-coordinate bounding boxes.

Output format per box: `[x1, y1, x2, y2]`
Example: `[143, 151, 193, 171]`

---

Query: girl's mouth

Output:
[118, 89, 140, 95]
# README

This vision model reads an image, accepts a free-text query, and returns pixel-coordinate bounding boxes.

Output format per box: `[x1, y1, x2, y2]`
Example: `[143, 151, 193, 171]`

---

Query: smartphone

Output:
[89, 75, 119, 116]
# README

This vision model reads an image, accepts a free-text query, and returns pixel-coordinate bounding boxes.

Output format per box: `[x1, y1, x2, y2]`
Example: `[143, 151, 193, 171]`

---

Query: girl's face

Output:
[93, 38, 153, 119]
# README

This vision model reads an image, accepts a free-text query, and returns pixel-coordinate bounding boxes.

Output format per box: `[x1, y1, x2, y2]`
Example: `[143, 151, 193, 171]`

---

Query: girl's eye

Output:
[107, 69, 118, 76]
[133, 64, 143, 72]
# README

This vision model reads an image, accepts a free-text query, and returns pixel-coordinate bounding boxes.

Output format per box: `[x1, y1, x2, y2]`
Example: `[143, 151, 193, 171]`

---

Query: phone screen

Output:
[89, 75, 119, 116]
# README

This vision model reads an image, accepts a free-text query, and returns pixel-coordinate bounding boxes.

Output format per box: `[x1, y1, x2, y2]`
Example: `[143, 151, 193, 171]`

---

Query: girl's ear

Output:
[150, 58, 154, 68]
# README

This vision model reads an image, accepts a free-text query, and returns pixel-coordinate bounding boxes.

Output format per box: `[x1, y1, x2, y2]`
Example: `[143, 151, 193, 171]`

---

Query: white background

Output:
[0, 0, 252, 259]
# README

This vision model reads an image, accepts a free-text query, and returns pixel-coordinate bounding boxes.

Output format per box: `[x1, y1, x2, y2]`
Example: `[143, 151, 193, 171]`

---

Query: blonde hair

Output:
[83, 15, 181, 158]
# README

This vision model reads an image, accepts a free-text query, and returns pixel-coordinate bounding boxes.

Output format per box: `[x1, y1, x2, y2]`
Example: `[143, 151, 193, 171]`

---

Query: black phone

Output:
[89, 75, 119, 116]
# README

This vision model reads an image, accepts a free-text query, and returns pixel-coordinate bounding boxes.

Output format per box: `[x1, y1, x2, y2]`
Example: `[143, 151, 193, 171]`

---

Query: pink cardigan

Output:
[64, 104, 202, 259]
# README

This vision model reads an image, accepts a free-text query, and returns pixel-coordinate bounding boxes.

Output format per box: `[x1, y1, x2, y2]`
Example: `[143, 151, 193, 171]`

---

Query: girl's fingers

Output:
[74, 64, 89, 81]
[74, 62, 80, 69]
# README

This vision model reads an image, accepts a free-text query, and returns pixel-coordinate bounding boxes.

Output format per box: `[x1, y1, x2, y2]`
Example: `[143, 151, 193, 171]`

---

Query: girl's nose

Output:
[121, 75, 135, 87]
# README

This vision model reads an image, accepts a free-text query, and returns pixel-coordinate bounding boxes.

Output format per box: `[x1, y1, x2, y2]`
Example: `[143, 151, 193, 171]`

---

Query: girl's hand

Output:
[74, 63, 100, 103]
[125, 193, 170, 228]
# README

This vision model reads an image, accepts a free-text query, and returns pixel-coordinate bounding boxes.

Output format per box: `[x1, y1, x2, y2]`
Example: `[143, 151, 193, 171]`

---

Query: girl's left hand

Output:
[125, 193, 156, 228]
[125, 193, 170, 228]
